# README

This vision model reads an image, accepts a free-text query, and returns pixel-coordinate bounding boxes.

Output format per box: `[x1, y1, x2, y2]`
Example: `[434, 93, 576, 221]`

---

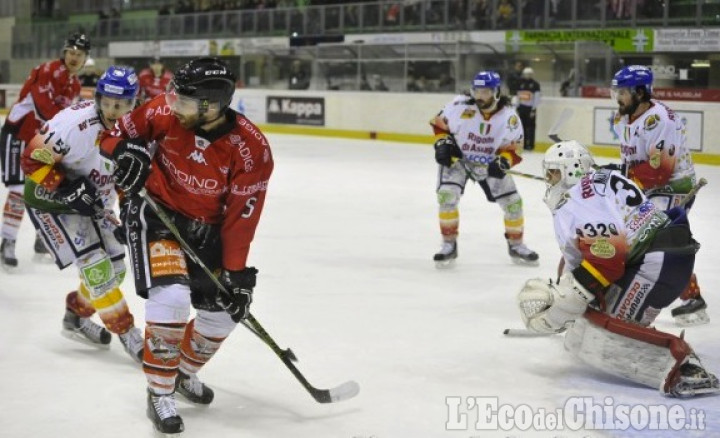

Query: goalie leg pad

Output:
[565, 309, 717, 396]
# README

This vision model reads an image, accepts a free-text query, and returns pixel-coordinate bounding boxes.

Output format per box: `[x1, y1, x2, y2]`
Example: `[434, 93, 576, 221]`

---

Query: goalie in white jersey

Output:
[430, 71, 538, 267]
[20, 66, 143, 363]
[610, 65, 707, 326]
[518, 140, 718, 397]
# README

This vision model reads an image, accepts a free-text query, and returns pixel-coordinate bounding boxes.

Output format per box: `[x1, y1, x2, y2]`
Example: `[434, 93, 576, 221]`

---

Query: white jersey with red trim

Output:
[553, 169, 668, 285]
[612, 99, 695, 189]
[439, 96, 524, 170]
[26, 100, 117, 210]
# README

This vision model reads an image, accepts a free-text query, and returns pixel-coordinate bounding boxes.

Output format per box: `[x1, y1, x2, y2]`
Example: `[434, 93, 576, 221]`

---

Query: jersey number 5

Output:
[241, 197, 257, 218]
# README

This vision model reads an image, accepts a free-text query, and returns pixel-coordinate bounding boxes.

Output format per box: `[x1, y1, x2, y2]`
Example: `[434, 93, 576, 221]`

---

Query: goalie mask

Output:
[167, 57, 236, 129]
[542, 140, 595, 210]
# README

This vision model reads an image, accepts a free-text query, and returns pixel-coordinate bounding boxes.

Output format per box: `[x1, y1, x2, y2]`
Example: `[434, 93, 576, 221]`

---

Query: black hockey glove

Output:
[218, 267, 258, 322]
[56, 177, 104, 217]
[433, 137, 462, 167]
[112, 139, 151, 196]
[487, 155, 510, 179]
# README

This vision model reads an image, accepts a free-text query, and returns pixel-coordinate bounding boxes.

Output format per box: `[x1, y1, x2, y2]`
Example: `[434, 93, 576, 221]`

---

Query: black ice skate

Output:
[433, 241, 457, 269]
[667, 360, 720, 398]
[508, 242, 539, 266]
[61, 309, 111, 348]
[0, 238, 18, 269]
[175, 370, 214, 405]
[118, 327, 144, 364]
[147, 390, 184, 434]
[671, 296, 710, 326]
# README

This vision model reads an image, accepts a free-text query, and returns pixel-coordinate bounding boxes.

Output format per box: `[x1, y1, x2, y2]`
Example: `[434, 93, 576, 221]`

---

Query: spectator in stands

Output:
[473, 0, 489, 29]
[138, 56, 174, 102]
[506, 61, 524, 97]
[373, 74, 389, 91]
[437, 73, 456, 92]
[360, 75, 372, 91]
[497, 0, 515, 28]
[288, 60, 310, 90]
[78, 58, 101, 87]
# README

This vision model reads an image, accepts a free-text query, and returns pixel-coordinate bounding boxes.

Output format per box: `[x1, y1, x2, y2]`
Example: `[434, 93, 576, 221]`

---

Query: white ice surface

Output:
[1, 132, 719, 438]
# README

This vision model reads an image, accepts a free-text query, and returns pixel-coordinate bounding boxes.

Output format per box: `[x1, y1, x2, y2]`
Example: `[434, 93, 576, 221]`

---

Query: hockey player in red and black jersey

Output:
[138, 56, 173, 102]
[100, 57, 274, 434]
[0, 33, 90, 268]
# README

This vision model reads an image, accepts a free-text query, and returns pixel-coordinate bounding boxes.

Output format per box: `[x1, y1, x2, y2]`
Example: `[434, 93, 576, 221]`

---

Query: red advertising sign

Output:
[581, 86, 720, 102]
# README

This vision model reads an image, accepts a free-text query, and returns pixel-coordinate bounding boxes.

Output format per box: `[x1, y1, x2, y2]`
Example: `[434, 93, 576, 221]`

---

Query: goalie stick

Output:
[504, 178, 708, 338]
[137, 189, 360, 404]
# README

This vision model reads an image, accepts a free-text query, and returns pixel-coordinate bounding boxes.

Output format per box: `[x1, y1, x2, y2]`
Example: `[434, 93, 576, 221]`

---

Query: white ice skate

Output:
[433, 240, 457, 269]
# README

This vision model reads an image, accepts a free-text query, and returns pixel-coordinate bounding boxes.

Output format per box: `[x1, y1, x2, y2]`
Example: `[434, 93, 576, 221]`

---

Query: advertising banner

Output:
[266, 96, 325, 126]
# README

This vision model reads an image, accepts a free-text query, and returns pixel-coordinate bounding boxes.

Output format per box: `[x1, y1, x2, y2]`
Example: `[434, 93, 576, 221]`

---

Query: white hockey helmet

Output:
[542, 140, 595, 209]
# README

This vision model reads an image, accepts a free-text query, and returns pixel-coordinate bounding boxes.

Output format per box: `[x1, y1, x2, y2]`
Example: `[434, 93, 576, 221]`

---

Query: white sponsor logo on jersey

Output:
[187, 150, 207, 165]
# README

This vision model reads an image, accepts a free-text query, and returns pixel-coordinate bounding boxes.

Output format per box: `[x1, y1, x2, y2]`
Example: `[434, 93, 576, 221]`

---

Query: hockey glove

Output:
[112, 139, 151, 196]
[487, 155, 510, 179]
[218, 267, 258, 322]
[518, 274, 594, 334]
[56, 177, 104, 218]
[433, 137, 462, 167]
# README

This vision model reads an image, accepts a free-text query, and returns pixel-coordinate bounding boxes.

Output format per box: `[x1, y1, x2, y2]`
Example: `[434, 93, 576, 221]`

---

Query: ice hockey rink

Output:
[1, 131, 719, 438]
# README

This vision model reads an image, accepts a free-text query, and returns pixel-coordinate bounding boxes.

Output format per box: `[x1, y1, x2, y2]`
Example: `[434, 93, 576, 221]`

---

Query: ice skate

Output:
[61, 309, 111, 348]
[672, 296, 710, 326]
[32, 234, 53, 263]
[175, 370, 214, 405]
[508, 242, 539, 266]
[0, 238, 18, 269]
[433, 240, 457, 269]
[667, 359, 720, 398]
[118, 326, 144, 364]
[147, 390, 184, 435]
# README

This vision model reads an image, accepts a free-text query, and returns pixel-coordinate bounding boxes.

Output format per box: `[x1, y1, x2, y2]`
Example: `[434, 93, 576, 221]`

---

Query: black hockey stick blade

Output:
[548, 134, 562, 143]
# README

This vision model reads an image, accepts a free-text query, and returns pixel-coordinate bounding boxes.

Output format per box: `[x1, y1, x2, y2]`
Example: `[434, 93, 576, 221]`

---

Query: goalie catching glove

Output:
[218, 267, 257, 322]
[433, 136, 462, 167]
[517, 273, 595, 334]
[111, 139, 151, 196]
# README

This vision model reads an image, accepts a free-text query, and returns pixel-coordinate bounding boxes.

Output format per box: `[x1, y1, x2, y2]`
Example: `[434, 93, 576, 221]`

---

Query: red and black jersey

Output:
[100, 95, 274, 271]
[6, 59, 81, 143]
[138, 68, 174, 102]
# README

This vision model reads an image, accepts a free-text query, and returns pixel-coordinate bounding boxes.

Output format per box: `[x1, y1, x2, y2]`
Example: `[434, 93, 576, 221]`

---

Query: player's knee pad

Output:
[194, 309, 237, 339]
[145, 284, 192, 323]
[437, 187, 461, 210]
[76, 249, 118, 298]
[498, 193, 523, 219]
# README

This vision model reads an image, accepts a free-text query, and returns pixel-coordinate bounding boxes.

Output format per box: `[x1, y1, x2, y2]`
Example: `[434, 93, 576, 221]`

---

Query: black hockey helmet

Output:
[63, 32, 91, 53]
[171, 57, 236, 111]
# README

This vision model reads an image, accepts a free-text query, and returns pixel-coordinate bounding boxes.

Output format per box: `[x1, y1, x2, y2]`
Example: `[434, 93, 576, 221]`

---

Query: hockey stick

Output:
[547, 108, 573, 143]
[137, 189, 360, 404]
[503, 328, 556, 337]
[455, 157, 544, 182]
